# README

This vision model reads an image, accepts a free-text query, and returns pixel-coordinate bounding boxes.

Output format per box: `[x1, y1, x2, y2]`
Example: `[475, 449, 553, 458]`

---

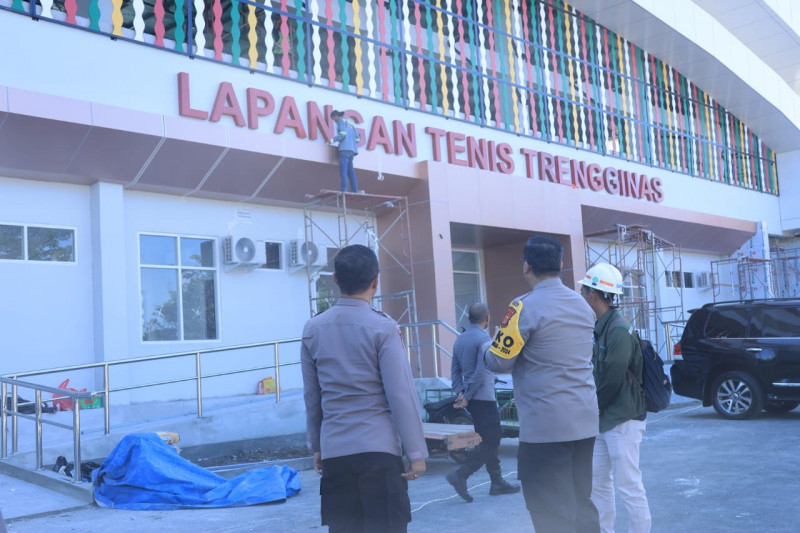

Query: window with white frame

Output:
[665, 270, 695, 288]
[139, 234, 218, 342]
[0, 223, 76, 262]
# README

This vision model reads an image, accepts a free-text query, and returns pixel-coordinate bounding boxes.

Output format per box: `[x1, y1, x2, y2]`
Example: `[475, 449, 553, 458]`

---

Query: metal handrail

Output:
[1, 378, 92, 482]
[1, 337, 302, 481]
[400, 320, 459, 378]
[2, 324, 460, 479]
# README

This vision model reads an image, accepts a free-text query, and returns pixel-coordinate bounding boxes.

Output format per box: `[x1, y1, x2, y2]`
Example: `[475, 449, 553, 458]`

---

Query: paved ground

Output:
[3, 397, 800, 532]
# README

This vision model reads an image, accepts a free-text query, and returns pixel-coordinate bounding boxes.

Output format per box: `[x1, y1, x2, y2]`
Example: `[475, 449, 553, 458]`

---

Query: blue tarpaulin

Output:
[93, 432, 301, 510]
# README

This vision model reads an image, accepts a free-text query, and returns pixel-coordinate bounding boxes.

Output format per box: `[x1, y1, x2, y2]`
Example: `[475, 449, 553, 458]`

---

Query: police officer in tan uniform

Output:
[484, 235, 600, 533]
[301, 244, 428, 533]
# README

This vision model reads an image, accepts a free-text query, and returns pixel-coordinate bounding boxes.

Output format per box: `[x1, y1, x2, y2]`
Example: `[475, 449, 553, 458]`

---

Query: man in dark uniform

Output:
[301, 244, 428, 533]
[445, 302, 520, 502]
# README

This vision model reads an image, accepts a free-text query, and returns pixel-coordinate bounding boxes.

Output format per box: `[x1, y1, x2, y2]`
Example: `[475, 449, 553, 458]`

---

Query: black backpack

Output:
[3, 394, 56, 414]
[609, 319, 673, 413]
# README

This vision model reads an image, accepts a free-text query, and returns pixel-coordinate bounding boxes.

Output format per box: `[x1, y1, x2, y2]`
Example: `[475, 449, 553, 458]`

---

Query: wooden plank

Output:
[422, 422, 482, 450]
[423, 422, 474, 436]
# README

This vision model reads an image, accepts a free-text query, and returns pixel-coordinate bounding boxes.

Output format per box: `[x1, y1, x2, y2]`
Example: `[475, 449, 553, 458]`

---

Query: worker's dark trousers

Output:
[458, 399, 502, 480]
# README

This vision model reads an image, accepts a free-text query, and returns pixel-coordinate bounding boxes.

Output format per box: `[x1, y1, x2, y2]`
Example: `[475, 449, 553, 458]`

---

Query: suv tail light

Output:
[673, 342, 682, 359]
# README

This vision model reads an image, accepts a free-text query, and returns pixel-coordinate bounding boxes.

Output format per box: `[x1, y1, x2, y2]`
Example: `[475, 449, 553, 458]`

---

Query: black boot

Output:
[489, 474, 520, 496]
[445, 469, 473, 502]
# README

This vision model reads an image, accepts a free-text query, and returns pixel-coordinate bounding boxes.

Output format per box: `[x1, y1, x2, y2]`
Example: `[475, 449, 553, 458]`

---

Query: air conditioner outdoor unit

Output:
[223, 235, 266, 267]
[289, 240, 325, 268]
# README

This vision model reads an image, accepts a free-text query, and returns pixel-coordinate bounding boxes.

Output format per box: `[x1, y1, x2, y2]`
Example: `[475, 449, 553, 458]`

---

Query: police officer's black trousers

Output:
[458, 399, 503, 479]
[320, 452, 410, 533]
[518, 437, 600, 533]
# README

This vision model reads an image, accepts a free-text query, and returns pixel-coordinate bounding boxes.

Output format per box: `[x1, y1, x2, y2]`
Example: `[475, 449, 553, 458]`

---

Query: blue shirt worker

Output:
[329, 109, 361, 193]
[484, 235, 601, 533]
[445, 302, 520, 502]
[301, 244, 428, 533]
[579, 263, 651, 533]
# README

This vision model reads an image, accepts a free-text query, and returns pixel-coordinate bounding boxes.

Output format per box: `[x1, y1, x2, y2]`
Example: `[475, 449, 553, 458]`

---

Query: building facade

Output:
[2, 0, 799, 399]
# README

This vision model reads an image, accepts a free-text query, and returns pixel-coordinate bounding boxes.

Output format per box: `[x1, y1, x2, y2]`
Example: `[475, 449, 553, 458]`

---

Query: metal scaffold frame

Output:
[773, 247, 800, 298]
[712, 247, 800, 301]
[300, 190, 422, 373]
[584, 224, 685, 359]
[711, 257, 776, 301]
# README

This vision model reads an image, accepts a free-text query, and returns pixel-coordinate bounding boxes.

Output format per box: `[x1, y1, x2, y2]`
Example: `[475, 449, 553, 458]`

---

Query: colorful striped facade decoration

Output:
[6, 0, 779, 194]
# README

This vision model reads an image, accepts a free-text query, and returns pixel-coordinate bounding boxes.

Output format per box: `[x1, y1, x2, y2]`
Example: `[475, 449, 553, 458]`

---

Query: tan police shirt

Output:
[483, 278, 599, 443]
[301, 298, 428, 461]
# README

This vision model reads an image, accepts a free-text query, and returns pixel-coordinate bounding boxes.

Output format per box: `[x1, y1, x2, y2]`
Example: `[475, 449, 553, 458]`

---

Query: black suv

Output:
[670, 299, 800, 419]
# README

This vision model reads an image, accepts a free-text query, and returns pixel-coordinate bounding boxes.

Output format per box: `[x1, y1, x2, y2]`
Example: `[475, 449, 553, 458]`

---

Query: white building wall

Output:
[777, 150, 800, 233]
[0, 178, 355, 399]
[0, 177, 95, 375]
[657, 250, 724, 312]
[119, 192, 347, 400]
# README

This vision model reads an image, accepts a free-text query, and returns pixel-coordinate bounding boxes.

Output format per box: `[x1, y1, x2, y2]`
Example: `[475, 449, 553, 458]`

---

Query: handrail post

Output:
[1, 381, 6, 458]
[431, 324, 439, 378]
[35, 389, 43, 470]
[103, 364, 110, 435]
[11, 382, 18, 454]
[274, 343, 281, 403]
[72, 401, 82, 483]
[195, 352, 203, 418]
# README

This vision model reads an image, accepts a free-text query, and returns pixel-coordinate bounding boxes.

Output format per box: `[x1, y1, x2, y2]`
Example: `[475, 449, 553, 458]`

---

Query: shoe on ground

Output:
[445, 470, 473, 503]
[489, 478, 521, 496]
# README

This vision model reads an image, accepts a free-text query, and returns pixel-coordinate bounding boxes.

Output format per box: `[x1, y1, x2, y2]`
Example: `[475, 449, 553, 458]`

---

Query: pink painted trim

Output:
[154, 0, 166, 47]
[64, 0, 78, 24]
[326, 0, 335, 88]
[213, 0, 223, 60]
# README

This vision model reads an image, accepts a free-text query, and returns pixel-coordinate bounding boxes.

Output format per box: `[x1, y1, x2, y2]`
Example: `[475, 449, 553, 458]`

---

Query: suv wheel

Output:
[711, 371, 764, 420]
[764, 401, 800, 414]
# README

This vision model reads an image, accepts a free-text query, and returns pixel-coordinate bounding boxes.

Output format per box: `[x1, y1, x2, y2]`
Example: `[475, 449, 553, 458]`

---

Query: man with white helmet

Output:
[579, 263, 651, 533]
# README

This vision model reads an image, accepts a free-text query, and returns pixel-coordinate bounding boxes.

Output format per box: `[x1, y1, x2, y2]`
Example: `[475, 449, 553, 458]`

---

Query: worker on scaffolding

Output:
[329, 110, 362, 193]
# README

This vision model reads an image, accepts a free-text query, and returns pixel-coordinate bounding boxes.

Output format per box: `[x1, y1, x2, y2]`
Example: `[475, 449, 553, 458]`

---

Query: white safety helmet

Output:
[579, 263, 624, 295]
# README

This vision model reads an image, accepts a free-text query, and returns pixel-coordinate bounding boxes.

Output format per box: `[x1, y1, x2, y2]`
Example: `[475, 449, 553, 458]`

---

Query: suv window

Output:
[704, 308, 750, 338]
[748, 306, 800, 338]
[683, 308, 708, 340]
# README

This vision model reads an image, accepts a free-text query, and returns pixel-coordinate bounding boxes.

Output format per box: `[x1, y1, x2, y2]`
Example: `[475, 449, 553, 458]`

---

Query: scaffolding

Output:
[300, 190, 422, 372]
[774, 247, 800, 298]
[711, 248, 800, 301]
[584, 225, 685, 359]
